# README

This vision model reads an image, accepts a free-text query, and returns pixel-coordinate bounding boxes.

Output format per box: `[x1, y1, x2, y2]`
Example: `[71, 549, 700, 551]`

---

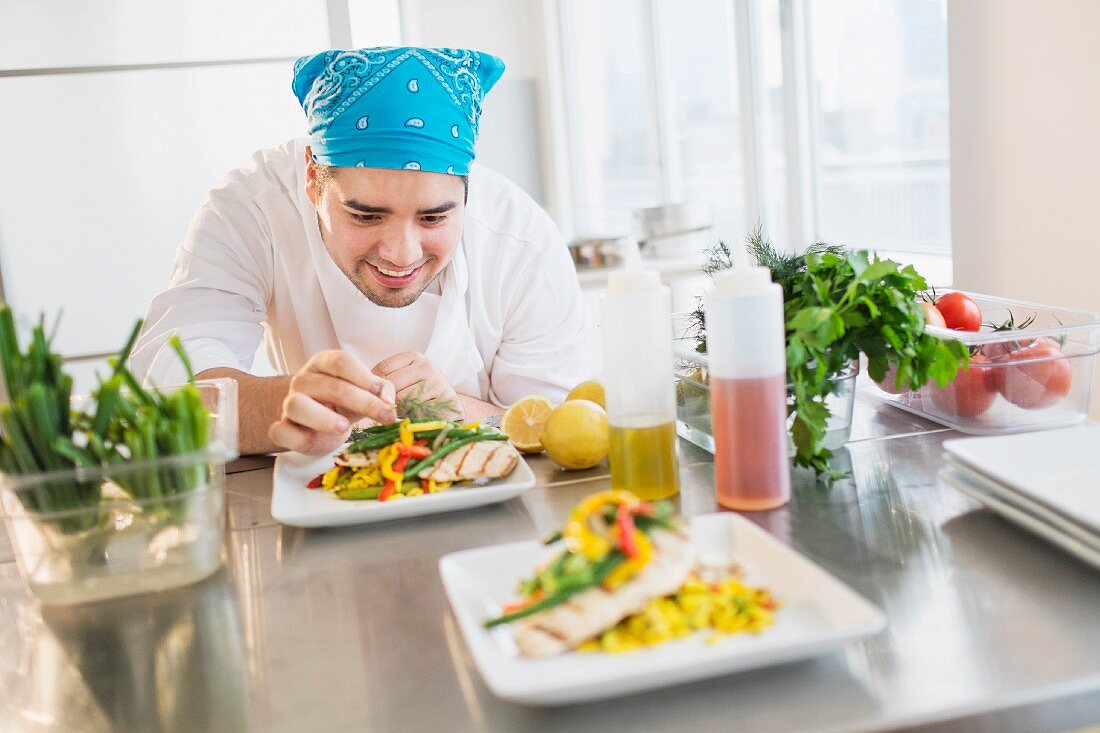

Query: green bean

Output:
[335, 485, 384, 500]
[484, 551, 625, 628]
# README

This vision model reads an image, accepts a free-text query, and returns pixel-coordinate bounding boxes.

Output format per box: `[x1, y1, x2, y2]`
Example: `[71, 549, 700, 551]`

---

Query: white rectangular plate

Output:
[942, 456, 1100, 550]
[939, 467, 1100, 570]
[271, 450, 536, 528]
[439, 512, 887, 706]
[943, 425, 1100, 535]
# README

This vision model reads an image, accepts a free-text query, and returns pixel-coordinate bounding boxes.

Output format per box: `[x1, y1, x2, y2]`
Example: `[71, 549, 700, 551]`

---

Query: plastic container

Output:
[672, 328, 857, 454]
[601, 237, 680, 500]
[871, 291, 1100, 434]
[705, 265, 790, 511]
[0, 378, 238, 605]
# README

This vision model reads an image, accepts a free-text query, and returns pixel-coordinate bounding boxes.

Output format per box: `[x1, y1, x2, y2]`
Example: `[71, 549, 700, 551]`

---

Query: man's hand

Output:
[268, 350, 397, 455]
[372, 351, 464, 419]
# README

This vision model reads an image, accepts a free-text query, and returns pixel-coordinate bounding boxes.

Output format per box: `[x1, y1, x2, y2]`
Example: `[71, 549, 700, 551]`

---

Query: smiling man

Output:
[132, 47, 590, 455]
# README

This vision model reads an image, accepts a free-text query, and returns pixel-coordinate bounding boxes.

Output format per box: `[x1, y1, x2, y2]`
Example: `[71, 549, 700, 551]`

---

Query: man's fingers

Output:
[380, 362, 436, 396]
[268, 419, 318, 454]
[379, 380, 396, 405]
[292, 372, 395, 421]
[283, 392, 350, 434]
[372, 351, 421, 379]
[312, 350, 395, 405]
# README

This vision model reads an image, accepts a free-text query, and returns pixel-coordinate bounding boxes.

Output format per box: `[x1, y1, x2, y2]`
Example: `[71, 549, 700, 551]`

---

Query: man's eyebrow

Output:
[417, 201, 458, 216]
[342, 200, 391, 214]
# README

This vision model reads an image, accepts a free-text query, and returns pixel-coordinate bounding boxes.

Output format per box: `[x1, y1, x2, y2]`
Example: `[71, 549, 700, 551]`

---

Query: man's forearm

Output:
[197, 368, 291, 455]
[458, 393, 504, 421]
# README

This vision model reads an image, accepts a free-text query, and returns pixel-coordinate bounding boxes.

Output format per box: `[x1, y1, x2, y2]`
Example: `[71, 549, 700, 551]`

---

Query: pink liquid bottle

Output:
[705, 258, 791, 511]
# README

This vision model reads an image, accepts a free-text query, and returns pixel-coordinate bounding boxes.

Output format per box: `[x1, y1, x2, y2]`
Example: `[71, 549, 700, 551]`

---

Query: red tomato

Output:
[992, 339, 1073, 410]
[929, 355, 997, 418]
[921, 301, 947, 328]
[935, 292, 983, 331]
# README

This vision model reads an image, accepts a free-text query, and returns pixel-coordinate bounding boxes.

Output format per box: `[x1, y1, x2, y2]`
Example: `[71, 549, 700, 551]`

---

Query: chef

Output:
[132, 47, 590, 456]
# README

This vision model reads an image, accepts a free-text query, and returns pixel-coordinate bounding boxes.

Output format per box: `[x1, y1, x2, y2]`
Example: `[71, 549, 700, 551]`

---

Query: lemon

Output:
[566, 379, 606, 409]
[542, 400, 610, 470]
[501, 395, 555, 453]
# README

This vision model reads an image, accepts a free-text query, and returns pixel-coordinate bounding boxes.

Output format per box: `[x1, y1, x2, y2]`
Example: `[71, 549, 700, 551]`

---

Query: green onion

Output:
[0, 307, 214, 532]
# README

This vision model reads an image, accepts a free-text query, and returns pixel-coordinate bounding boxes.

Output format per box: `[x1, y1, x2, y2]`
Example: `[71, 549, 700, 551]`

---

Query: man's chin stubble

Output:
[346, 264, 438, 309]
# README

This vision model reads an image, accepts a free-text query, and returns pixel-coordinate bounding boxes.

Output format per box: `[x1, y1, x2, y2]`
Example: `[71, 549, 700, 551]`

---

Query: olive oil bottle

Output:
[601, 237, 680, 500]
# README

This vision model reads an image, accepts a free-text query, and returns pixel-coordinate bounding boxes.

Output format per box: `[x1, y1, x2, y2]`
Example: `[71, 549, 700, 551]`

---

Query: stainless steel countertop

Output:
[2, 386, 1100, 733]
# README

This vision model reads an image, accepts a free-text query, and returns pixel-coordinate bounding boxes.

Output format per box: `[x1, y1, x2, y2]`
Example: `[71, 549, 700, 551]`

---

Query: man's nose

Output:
[377, 220, 422, 268]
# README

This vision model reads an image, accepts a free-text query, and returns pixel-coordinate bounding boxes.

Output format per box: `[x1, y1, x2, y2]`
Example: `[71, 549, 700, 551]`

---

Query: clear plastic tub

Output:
[871, 292, 1100, 434]
[0, 378, 238, 605]
[672, 315, 857, 453]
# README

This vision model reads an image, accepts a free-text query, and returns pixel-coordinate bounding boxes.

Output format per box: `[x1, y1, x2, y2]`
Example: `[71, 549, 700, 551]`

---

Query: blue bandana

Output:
[292, 47, 505, 176]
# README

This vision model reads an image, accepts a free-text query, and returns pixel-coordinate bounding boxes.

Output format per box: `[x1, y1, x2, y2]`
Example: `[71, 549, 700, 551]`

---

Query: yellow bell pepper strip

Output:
[398, 419, 414, 446]
[379, 453, 413, 501]
[461, 420, 481, 431]
[379, 444, 402, 482]
[400, 420, 448, 448]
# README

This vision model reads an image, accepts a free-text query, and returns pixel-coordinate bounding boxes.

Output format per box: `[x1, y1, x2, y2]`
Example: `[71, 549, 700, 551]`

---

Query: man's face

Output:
[305, 150, 465, 308]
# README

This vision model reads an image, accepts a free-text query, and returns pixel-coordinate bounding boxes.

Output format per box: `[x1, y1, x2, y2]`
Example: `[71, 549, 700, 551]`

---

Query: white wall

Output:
[948, 0, 1100, 414]
[949, 1, 1100, 306]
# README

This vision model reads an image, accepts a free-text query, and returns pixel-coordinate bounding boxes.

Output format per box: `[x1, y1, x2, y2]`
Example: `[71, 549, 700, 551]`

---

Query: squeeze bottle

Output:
[600, 237, 680, 500]
[705, 246, 790, 510]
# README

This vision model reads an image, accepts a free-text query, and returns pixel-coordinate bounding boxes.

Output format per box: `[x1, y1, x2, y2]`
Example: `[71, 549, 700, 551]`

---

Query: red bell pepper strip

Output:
[617, 506, 639, 558]
[393, 454, 411, 472]
[307, 473, 324, 489]
[395, 444, 432, 459]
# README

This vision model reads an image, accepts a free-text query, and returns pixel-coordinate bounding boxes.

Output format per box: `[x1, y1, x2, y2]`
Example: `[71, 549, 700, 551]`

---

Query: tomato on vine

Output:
[935, 292, 983, 332]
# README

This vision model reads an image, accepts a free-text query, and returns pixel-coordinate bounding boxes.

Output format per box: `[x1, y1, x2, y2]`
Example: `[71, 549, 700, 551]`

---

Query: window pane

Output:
[662, 0, 746, 246]
[808, 0, 949, 253]
[757, 0, 790, 249]
[564, 0, 662, 236]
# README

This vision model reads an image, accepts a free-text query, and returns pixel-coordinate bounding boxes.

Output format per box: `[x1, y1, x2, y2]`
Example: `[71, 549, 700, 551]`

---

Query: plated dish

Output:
[484, 491, 777, 657]
[440, 492, 886, 705]
[271, 418, 534, 528]
[310, 418, 521, 501]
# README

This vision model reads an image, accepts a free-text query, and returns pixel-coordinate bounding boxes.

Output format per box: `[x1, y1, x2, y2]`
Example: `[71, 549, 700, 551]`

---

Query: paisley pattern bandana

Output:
[292, 47, 505, 176]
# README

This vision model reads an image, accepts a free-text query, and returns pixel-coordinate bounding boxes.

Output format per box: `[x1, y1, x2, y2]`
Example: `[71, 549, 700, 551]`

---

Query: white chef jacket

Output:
[131, 138, 591, 405]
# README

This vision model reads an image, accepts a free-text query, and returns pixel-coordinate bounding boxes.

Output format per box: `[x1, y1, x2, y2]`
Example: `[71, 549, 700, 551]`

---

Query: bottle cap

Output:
[608, 236, 660, 292]
[712, 265, 774, 295]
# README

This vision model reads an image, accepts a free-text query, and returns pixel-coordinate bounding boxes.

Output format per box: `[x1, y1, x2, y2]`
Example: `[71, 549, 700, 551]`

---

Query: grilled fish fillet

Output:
[416, 441, 519, 482]
[334, 449, 379, 468]
[514, 528, 695, 658]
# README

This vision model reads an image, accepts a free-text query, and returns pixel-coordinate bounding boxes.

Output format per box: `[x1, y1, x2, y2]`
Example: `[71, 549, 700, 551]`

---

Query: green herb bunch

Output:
[0, 305, 212, 532]
[692, 228, 969, 478]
